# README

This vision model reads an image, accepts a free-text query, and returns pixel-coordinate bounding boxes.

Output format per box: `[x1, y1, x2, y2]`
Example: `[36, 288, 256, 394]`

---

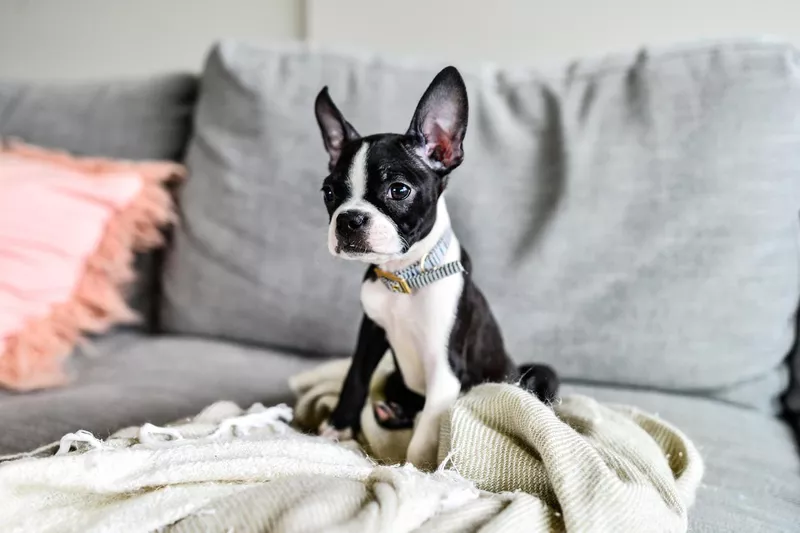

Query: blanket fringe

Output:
[56, 430, 109, 455]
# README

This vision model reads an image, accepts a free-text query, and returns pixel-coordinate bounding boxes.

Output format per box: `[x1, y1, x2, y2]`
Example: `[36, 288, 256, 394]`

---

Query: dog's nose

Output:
[337, 211, 369, 234]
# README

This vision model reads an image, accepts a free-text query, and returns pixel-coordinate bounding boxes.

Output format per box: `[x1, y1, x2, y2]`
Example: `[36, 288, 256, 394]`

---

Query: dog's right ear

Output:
[315, 87, 360, 172]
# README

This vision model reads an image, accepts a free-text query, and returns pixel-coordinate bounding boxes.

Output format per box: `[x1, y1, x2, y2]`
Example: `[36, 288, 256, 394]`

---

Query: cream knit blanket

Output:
[0, 357, 703, 533]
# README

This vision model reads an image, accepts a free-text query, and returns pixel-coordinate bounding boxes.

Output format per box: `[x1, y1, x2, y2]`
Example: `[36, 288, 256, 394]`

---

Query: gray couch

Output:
[1, 39, 799, 532]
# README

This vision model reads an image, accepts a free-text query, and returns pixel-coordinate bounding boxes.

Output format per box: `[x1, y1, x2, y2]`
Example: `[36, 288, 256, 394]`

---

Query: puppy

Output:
[314, 66, 558, 468]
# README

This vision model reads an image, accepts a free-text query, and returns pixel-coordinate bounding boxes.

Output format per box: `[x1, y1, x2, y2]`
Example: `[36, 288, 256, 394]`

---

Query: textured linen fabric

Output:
[0, 335, 795, 530]
[0, 385, 702, 533]
[292, 357, 800, 533]
[290, 359, 705, 533]
[162, 40, 800, 412]
[0, 74, 198, 325]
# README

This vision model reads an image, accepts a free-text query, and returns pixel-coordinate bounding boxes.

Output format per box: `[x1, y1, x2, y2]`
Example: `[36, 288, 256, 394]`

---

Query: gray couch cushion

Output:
[0, 336, 796, 531]
[0, 332, 317, 455]
[162, 40, 800, 411]
[0, 74, 198, 325]
[0, 74, 196, 160]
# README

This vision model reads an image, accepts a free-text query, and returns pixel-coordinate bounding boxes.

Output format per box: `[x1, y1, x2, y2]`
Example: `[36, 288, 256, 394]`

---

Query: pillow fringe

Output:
[0, 141, 184, 391]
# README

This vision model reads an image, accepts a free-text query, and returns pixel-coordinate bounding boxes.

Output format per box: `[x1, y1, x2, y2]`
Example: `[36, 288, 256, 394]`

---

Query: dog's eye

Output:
[388, 183, 411, 201]
[321, 185, 334, 204]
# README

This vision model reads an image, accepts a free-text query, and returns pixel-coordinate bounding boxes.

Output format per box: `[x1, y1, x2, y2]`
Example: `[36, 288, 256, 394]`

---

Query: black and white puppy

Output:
[314, 66, 558, 468]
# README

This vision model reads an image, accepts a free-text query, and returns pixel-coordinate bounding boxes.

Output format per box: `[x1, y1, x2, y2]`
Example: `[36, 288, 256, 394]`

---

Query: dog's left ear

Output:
[406, 66, 469, 173]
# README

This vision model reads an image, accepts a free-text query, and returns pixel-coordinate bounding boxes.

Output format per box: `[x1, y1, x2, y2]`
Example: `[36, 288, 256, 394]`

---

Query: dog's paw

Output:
[373, 401, 416, 430]
[318, 420, 354, 442]
[519, 364, 560, 404]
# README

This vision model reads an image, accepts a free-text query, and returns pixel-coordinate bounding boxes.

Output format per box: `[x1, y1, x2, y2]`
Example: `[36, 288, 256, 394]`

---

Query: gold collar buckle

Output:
[374, 268, 412, 294]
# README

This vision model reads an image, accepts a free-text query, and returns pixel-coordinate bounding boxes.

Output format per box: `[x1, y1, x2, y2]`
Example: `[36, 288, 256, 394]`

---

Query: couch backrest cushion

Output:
[162, 40, 800, 411]
[0, 74, 198, 325]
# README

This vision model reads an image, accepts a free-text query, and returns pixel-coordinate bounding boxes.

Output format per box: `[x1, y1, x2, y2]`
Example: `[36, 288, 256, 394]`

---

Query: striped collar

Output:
[373, 228, 466, 294]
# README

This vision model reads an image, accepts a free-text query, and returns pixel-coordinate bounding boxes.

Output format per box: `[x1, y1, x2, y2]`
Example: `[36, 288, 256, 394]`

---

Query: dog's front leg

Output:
[320, 314, 388, 440]
[405, 354, 461, 470]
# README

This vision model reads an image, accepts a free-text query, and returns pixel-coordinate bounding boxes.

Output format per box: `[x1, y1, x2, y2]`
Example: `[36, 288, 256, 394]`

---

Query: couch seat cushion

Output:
[0, 332, 318, 455]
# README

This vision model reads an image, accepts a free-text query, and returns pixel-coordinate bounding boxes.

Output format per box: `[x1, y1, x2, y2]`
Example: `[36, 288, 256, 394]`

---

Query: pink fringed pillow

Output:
[0, 140, 184, 391]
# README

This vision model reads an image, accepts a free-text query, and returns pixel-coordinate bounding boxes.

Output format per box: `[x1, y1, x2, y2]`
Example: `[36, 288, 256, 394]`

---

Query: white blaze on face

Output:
[347, 140, 369, 198]
[328, 142, 405, 263]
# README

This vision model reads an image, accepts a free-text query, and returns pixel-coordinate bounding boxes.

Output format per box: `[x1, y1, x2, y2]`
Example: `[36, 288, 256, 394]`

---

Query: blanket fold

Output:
[0, 357, 703, 533]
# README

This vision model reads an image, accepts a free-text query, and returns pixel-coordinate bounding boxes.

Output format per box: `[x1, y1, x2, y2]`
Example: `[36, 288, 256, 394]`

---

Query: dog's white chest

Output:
[361, 263, 464, 396]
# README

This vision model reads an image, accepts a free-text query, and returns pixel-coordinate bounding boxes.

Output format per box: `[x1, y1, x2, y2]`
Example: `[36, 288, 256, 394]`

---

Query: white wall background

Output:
[0, 0, 798, 80]
[308, 0, 800, 67]
[0, 0, 303, 80]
